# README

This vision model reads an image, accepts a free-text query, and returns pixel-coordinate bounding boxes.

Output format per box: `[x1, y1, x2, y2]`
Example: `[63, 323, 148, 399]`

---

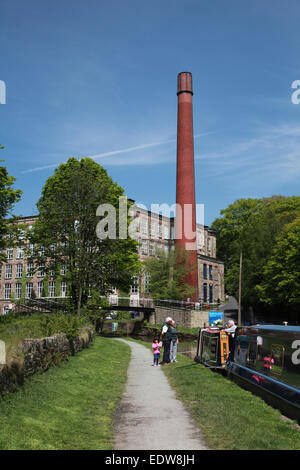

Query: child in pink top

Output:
[152, 338, 162, 367]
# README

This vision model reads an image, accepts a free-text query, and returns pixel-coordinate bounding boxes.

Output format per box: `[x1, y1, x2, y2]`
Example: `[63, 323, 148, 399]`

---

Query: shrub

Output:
[39, 313, 80, 343]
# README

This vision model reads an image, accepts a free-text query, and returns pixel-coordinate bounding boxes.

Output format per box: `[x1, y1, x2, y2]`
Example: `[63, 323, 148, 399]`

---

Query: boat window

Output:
[210, 337, 218, 357]
[202, 334, 218, 363]
[270, 344, 285, 376]
[247, 341, 257, 366]
[234, 334, 249, 366]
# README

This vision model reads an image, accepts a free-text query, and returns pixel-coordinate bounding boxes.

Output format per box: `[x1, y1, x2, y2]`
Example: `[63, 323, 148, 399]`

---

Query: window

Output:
[16, 264, 23, 279]
[164, 244, 169, 254]
[0, 265, 2, 279]
[203, 283, 207, 303]
[6, 247, 13, 260]
[37, 264, 45, 278]
[18, 229, 25, 241]
[26, 282, 33, 298]
[203, 264, 207, 280]
[60, 264, 66, 276]
[141, 218, 148, 236]
[49, 281, 55, 297]
[158, 224, 162, 238]
[4, 284, 11, 299]
[130, 276, 139, 294]
[38, 246, 45, 257]
[170, 226, 175, 240]
[141, 239, 148, 255]
[15, 283, 22, 299]
[202, 333, 218, 364]
[247, 342, 257, 367]
[5, 265, 12, 279]
[26, 263, 34, 277]
[208, 238, 211, 252]
[144, 272, 151, 294]
[270, 344, 285, 376]
[16, 246, 24, 259]
[150, 221, 157, 238]
[37, 281, 44, 298]
[209, 265, 213, 280]
[209, 284, 213, 303]
[149, 240, 155, 255]
[60, 281, 67, 298]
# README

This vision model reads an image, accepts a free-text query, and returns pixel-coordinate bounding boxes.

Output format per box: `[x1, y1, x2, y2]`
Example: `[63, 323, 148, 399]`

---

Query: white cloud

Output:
[21, 132, 212, 173]
[195, 123, 300, 184]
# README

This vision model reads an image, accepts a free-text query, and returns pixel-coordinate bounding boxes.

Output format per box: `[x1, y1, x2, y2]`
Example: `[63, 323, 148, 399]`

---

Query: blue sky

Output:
[1, 0, 300, 226]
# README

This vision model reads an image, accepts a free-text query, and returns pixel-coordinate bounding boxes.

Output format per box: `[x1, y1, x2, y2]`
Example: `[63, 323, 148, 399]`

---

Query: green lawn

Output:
[0, 337, 130, 450]
[164, 352, 300, 450]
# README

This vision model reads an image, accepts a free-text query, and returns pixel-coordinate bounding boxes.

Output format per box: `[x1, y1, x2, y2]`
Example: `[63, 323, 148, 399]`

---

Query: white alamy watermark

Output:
[0, 80, 6, 104]
[292, 340, 300, 365]
[0, 340, 6, 365]
[96, 196, 205, 250]
[291, 80, 300, 104]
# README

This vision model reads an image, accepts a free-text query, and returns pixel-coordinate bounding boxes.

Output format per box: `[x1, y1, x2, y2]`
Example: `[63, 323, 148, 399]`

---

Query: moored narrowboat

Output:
[226, 325, 300, 422]
[195, 327, 230, 368]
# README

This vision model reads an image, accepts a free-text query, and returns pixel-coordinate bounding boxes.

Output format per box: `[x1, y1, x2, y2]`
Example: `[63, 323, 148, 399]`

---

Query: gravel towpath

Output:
[113, 339, 209, 450]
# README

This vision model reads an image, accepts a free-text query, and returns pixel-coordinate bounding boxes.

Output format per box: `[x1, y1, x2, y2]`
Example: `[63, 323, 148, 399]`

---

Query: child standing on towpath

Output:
[152, 338, 162, 367]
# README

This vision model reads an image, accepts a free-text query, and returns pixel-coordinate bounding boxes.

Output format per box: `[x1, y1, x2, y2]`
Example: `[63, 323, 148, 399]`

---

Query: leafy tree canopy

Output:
[211, 195, 300, 313]
[143, 247, 195, 301]
[0, 146, 22, 257]
[256, 217, 300, 306]
[29, 157, 140, 314]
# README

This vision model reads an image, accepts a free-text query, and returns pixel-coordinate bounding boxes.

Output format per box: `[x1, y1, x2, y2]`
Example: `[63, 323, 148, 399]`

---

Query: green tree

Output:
[29, 157, 140, 315]
[143, 247, 194, 300]
[0, 146, 22, 259]
[85, 290, 111, 334]
[211, 196, 300, 312]
[256, 217, 300, 306]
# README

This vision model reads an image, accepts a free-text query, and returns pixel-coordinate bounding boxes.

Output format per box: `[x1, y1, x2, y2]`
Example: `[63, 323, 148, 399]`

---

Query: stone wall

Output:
[149, 306, 209, 329]
[0, 326, 94, 396]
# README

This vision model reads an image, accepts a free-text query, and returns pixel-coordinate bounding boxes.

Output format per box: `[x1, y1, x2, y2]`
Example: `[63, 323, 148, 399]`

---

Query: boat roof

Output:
[250, 325, 300, 332]
[202, 328, 224, 334]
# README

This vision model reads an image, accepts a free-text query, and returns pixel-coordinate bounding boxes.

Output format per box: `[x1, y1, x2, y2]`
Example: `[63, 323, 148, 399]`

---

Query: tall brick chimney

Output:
[175, 72, 198, 300]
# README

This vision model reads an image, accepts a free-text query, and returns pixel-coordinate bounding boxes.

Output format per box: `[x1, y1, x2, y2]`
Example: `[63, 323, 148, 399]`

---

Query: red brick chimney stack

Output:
[175, 72, 198, 300]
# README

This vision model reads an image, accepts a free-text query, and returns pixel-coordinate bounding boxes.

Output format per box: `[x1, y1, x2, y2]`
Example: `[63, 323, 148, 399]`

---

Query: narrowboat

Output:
[195, 327, 230, 369]
[226, 325, 300, 422]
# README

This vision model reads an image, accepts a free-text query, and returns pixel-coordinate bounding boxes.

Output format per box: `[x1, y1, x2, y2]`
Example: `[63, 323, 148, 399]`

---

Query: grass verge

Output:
[164, 353, 300, 450]
[0, 313, 90, 362]
[0, 337, 130, 450]
[130, 337, 300, 450]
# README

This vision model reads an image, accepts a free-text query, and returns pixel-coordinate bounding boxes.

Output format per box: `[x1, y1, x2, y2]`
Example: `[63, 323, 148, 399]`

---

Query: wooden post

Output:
[238, 252, 242, 325]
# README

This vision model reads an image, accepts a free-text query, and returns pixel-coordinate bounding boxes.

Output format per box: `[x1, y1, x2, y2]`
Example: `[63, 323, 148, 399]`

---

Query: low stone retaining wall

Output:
[0, 326, 94, 396]
[149, 306, 209, 329]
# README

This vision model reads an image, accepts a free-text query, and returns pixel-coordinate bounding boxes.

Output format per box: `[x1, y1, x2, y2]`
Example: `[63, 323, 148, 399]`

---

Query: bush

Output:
[39, 313, 80, 343]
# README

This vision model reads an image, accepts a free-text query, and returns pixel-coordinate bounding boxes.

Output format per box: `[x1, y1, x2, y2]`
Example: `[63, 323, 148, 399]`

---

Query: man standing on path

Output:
[169, 320, 179, 363]
[161, 316, 172, 365]
[224, 320, 237, 361]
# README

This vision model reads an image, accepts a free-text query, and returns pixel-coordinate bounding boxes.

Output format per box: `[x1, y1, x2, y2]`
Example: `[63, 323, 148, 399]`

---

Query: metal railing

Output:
[107, 296, 220, 311]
